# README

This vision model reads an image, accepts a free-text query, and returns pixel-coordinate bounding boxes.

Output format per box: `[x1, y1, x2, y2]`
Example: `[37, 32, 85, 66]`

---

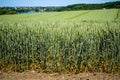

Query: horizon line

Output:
[0, 1, 118, 7]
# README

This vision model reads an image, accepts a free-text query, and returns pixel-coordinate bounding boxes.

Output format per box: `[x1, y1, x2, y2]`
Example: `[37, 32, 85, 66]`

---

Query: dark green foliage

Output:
[58, 1, 120, 11]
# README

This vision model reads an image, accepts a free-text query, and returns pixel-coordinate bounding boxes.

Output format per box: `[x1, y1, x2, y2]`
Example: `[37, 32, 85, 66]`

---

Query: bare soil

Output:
[0, 71, 120, 80]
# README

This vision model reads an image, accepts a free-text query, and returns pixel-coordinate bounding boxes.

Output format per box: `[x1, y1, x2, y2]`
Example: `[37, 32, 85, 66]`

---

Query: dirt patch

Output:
[0, 71, 120, 80]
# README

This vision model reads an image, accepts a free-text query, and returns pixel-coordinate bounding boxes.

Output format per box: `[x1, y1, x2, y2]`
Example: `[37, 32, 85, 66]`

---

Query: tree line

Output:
[0, 1, 120, 15]
[57, 1, 120, 11]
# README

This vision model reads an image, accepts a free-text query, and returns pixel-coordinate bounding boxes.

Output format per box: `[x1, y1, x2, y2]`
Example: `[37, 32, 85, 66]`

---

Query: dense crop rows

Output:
[0, 9, 120, 73]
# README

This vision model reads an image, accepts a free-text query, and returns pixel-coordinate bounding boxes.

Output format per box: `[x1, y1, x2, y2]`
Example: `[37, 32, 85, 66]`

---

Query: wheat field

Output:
[0, 9, 120, 73]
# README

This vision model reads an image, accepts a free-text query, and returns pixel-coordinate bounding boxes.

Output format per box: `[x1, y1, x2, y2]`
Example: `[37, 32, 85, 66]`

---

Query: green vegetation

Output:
[0, 9, 120, 74]
[0, 1, 120, 15]
[58, 1, 120, 11]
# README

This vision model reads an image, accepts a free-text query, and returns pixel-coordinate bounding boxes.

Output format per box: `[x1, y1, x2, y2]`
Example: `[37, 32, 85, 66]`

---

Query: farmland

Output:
[0, 9, 120, 74]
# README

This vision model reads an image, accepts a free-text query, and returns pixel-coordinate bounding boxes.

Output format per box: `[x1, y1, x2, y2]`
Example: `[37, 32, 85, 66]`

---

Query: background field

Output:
[0, 9, 120, 74]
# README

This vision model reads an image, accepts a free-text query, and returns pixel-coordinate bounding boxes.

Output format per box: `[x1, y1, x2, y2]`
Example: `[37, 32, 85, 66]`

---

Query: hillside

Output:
[0, 1, 120, 15]
[58, 1, 120, 11]
[1, 9, 119, 22]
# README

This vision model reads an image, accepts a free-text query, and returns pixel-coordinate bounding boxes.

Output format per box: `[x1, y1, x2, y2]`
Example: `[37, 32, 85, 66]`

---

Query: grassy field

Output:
[0, 9, 120, 73]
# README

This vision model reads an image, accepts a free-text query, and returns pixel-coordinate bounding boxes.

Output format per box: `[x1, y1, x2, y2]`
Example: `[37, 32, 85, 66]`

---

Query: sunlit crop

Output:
[0, 9, 120, 73]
